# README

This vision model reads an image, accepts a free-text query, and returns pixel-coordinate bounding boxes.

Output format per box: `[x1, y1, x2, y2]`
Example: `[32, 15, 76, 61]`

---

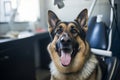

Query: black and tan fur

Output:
[47, 9, 102, 80]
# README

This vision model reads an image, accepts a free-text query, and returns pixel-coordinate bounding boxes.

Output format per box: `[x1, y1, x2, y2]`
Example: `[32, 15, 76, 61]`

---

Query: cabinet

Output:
[0, 37, 36, 80]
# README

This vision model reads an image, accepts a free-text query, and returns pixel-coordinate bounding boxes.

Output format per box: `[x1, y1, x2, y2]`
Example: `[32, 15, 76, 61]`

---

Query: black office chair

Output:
[86, 16, 120, 80]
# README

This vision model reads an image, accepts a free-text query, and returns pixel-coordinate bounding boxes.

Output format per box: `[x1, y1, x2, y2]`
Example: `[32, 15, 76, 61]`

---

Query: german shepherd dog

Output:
[47, 9, 102, 80]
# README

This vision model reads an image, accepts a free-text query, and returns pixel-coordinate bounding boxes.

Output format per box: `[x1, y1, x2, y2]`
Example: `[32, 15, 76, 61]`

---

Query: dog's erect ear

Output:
[48, 10, 60, 39]
[75, 9, 88, 32]
[48, 10, 60, 30]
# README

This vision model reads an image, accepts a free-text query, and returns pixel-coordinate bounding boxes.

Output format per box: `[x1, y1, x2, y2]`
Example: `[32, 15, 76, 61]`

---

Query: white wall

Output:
[47, 0, 93, 21]
[42, 0, 110, 28]
[0, 0, 111, 34]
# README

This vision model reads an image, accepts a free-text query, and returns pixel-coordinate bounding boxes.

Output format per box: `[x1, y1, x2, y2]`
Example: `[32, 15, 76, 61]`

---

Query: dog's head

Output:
[48, 9, 89, 72]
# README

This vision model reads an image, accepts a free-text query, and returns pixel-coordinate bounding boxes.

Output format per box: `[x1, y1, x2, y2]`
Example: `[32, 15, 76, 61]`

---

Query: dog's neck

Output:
[78, 54, 98, 79]
[49, 54, 98, 80]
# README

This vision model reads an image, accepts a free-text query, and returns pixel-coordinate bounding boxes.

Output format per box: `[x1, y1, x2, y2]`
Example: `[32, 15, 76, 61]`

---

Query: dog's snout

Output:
[60, 36, 71, 44]
[61, 37, 71, 43]
[61, 33, 71, 43]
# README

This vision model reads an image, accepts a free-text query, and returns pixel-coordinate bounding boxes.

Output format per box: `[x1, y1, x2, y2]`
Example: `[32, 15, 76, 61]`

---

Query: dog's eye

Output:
[71, 28, 77, 34]
[56, 28, 63, 34]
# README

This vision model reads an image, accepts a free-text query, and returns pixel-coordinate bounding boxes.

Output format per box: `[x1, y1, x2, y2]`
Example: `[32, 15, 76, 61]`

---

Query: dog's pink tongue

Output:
[60, 51, 71, 66]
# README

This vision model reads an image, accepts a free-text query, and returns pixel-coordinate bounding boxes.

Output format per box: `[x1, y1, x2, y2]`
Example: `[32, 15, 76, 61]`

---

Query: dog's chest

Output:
[50, 62, 81, 80]
[52, 73, 82, 80]
[52, 71, 97, 80]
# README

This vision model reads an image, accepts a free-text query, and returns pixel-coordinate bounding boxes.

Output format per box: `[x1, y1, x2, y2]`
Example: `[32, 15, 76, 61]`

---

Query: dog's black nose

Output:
[61, 37, 71, 43]
[60, 34, 72, 44]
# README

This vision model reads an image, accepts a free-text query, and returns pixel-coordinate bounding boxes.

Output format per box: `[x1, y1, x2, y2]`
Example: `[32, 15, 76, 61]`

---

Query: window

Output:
[0, 0, 40, 22]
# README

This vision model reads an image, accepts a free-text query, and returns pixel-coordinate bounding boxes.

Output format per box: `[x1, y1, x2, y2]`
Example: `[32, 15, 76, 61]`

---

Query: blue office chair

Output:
[86, 15, 120, 80]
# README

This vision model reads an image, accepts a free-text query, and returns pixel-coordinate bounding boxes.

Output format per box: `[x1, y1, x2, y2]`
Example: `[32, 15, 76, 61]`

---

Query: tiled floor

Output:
[36, 69, 50, 80]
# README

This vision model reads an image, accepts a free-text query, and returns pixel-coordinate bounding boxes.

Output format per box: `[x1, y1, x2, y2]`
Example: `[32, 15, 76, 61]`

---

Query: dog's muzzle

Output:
[56, 33, 79, 66]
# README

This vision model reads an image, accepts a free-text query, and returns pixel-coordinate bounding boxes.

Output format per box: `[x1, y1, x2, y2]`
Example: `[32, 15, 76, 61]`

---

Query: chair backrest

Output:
[86, 16, 108, 50]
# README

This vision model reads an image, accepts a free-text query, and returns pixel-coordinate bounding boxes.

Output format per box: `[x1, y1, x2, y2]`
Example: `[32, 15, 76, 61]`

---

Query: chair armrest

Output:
[91, 48, 112, 57]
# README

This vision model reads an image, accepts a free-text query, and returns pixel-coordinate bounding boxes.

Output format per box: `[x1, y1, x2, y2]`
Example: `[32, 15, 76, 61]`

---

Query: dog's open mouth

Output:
[59, 47, 73, 66]
[56, 37, 79, 66]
